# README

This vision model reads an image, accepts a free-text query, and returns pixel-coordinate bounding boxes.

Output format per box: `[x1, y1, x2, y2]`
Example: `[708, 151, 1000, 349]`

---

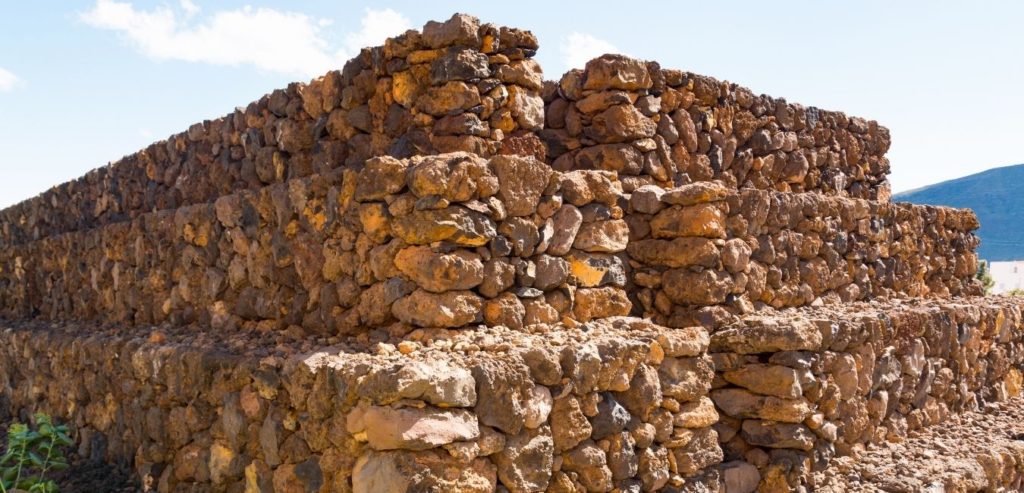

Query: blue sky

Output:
[1, 1, 1022, 208]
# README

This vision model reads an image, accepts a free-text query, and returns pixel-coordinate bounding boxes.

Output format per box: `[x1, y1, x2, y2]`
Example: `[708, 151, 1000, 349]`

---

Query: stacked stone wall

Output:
[625, 182, 981, 328]
[0, 154, 980, 336]
[0, 317, 726, 492]
[3, 34, 900, 250]
[0, 14, 545, 248]
[0, 11, 1010, 493]
[3, 297, 1019, 492]
[0, 153, 632, 334]
[542, 55, 892, 200]
[706, 298, 1024, 489]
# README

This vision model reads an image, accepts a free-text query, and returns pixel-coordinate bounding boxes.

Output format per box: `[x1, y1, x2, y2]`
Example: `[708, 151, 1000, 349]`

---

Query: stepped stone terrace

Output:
[0, 12, 1017, 493]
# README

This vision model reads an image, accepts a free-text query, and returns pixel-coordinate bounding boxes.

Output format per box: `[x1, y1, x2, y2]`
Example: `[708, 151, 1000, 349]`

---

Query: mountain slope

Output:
[894, 164, 1024, 261]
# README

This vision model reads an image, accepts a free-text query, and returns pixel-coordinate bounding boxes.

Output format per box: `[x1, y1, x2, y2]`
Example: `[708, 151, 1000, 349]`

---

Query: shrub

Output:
[977, 260, 995, 294]
[0, 414, 72, 493]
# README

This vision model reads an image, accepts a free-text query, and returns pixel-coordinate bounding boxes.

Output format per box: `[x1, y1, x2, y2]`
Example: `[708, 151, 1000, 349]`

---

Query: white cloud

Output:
[560, 32, 623, 71]
[0, 67, 22, 92]
[80, 1, 410, 78]
[337, 8, 412, 61]
[179, 0, 199, 17]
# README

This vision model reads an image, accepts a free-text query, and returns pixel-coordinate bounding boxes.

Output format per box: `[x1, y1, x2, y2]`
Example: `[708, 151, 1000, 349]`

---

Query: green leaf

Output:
[16, 476, 42, 489]
[29, 482, 56, 493]
[1, 413, 72, 492]
[6, 425, 27, 444]
[47, 461, 69, 472]
[27, 451, 46, 469]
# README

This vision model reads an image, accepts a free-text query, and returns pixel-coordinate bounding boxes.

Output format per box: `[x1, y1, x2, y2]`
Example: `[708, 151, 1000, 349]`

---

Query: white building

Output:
[990, 261, 1024, 294]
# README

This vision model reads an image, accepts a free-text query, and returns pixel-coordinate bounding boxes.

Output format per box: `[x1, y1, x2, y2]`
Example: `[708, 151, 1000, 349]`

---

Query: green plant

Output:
[1008, 288, 1024, 296]
[977, 260, 996, 294]
[0, 414, 72, 493]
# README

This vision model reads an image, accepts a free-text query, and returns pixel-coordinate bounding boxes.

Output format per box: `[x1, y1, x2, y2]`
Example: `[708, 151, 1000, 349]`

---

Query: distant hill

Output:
[894, 164, 1024, 262]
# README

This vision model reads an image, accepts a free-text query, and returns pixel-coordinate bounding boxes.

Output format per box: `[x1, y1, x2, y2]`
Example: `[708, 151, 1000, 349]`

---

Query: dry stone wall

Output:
[707, 298, 1024, 490]
[2, 25, 897, 249]
[542, 55, 892, 200]
[625, 182, 981, 328]
[0, 317, 727, 492]
[0, 152, 632, 333]
[0, 14, 545, 247]
[0, 11, 1012, 493]
[2, 297, 1017, 492]
[0, 155, 979, 335]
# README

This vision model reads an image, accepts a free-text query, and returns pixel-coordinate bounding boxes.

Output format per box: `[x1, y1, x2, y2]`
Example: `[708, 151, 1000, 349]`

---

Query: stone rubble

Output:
[813, 396, 1024, 492]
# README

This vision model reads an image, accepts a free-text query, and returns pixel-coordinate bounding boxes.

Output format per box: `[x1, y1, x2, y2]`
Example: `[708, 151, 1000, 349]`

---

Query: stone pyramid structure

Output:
[1, 13, 1021, 492]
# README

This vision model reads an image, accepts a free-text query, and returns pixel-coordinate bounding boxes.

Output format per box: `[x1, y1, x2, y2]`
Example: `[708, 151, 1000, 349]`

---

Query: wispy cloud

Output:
[0, 67, 22, 92]
[80, 1, 411, 78]
[560, 32, 623, 71]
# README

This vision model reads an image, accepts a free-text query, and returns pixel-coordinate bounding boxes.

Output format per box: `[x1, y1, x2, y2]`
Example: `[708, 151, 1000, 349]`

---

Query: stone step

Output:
[628, 183, 980, 329]
[543, 54, 893, 202]
[0, 153, 635, 334]
[0, 13, 545, 248]
[0, 316, 724, 492]
[0, 155, 979, 337]
[705, 296, 1024, 491]
[1, 18, 895, 249]
[3, 297, 1021, 492]
[0, 11, 1010, 493]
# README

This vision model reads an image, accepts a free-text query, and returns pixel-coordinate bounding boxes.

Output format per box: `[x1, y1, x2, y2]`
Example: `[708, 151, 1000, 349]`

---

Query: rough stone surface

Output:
[573, 219, 630, 253]
[813, 396, 1024, 492]
[649, 204, 727, 239]
[392, 289, 483, 328]
[346, 405, 479, 450]
[394, 246, 484, 293]
[0, 317, 725, 492]
[356, 360, 477, 406]
[628, 186, 980, 330]
[0, 149, 647, 334]
[494, 426, 554, 493]
[491, 154, 553, 217]
[0, 12, 551, 250]
[0, 12, 1009, 493]
[547, 54, 895, 201]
